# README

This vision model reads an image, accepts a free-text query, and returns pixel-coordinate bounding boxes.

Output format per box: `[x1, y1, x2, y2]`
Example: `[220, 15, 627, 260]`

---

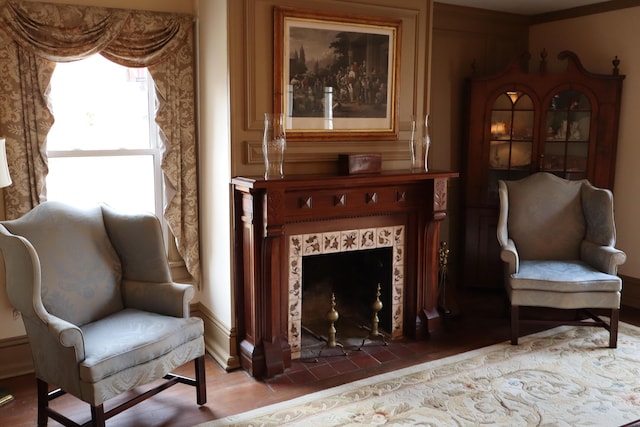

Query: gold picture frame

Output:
[274, 7, 401, 141]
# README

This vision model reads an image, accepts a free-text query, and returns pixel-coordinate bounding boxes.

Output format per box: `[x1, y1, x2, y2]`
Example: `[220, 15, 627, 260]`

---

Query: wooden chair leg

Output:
[609, 308, 619, 349]
[91, 404, 106, 427]
[35, 357, 205, 427]
[195, 355, 207, 405]
[36, 378, 48, 427]
[510, 305, 519, 345]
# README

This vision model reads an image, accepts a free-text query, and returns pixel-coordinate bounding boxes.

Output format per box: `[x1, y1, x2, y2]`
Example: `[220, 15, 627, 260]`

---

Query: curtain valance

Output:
[0, 0, 192, 66]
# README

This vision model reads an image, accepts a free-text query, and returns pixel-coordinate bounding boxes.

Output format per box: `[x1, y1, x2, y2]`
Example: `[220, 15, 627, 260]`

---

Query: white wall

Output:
[195, 0, 233, 331]
[529, 7, 640, 279]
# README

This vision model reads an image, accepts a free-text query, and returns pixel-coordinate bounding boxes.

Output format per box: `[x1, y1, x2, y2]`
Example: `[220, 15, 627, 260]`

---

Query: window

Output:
[46, 55, 163, 223]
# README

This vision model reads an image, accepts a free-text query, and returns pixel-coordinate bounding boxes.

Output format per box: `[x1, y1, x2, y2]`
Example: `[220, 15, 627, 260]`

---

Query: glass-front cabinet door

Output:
[488, 91, 534, 198]
[541, 89, 591, 180]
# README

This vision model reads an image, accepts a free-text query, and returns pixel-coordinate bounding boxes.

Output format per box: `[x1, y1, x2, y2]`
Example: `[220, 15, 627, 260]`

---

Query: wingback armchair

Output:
[497, 172, 626, 348]
[0, 201, 206, 427]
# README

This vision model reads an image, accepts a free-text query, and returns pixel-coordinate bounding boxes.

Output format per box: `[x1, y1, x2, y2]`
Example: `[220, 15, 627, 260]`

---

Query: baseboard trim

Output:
[622, 274, 640, 309]
[0, 335, 33, 380]
[192, 303, 240, 371]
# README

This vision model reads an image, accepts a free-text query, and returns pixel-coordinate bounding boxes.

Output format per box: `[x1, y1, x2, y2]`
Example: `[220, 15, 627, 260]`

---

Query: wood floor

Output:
[2, 289, 640, 427]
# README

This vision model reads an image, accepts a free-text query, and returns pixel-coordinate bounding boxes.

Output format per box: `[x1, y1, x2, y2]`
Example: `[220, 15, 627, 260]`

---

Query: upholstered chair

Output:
[0, 201, 206, 427]
[497, 172, 626, 348]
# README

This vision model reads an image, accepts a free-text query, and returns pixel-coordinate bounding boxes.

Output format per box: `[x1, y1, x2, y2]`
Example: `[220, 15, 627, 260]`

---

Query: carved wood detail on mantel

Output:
[232, 170, 459, 378]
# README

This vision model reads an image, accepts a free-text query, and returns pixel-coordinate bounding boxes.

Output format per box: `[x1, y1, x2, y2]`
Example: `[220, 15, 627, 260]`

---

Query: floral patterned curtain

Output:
[0, 26, 53, 210]
[0, 0, 200, 284]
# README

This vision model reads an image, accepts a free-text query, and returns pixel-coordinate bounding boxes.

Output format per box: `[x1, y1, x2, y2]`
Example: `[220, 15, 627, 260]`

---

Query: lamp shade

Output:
[0, 138, 12, 188]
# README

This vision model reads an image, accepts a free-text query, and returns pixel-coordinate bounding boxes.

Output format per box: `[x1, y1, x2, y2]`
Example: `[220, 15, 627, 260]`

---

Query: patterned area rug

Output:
[199, 323, 640, 426]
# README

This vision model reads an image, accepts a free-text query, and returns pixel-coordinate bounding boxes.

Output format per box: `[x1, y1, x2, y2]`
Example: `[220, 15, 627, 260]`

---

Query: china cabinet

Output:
[462, 50, 624, 289]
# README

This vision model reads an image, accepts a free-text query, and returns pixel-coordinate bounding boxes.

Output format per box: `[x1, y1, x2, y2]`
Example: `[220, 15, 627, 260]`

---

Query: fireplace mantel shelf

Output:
[233, 169, 458, 377]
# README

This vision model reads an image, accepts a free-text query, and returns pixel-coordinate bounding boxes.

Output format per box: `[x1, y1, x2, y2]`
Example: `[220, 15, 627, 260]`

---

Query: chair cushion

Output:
[79, 308, 204, 383]
[511, 260, 622, 292]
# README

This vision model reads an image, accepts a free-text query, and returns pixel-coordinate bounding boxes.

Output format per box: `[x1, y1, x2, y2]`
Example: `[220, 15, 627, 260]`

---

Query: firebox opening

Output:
[301, 247, 393, 348]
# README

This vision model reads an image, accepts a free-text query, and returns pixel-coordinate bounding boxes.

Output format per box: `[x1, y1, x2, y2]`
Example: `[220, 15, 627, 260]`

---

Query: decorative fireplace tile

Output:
[288, 235, 303, 356]
[289, 320, 301, 355]
[393, 247, 403, 265]
[393, 264, 404, 287]
[376, 227, 394, 247]
[290, 235, 302, 257]
[289, 278, 301, 303]
[340, 230, 359, 251]
[394, 225, 405, 245]
[392, 303, 403, 335]
[323, 232, 341, 253]
[393, 279, 403, 302]
[360, 228, 376, 249]
[289, 255, 301, 280]
[303, 234, 322, 255]
[289, 291, 301, 319]
[288, 225, 406, 359]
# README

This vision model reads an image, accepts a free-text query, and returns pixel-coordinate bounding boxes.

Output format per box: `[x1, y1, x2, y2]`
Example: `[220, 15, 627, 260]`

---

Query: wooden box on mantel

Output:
[338, 153, 382, 175]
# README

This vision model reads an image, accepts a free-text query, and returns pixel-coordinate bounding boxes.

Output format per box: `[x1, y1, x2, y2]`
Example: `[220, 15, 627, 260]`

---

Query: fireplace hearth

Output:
[233, 170, 457, 377]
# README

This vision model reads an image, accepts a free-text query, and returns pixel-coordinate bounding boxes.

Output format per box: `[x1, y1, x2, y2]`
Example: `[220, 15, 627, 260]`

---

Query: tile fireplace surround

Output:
[288, 224, 406, 359]
[232, 170, 458, 378]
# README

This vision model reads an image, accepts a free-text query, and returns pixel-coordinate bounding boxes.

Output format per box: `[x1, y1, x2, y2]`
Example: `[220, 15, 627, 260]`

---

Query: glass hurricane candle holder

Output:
[424, 114, 431, 172]
[262, 113, 286, 179]
[410, 115, 431, 171]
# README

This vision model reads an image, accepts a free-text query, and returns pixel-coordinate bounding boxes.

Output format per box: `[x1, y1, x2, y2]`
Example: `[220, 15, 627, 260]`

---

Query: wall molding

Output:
[531, 0, 640, 24]
[621, 274, 640, 309]
[230, 0, 432, 177]
[0, 335, 33, 380]
[193, 302, 240, 371]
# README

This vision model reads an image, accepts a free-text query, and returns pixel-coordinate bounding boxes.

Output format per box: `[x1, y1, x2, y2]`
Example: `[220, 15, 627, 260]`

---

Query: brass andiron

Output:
[358, 283, 389, 350]
[316, 292, 347, 360]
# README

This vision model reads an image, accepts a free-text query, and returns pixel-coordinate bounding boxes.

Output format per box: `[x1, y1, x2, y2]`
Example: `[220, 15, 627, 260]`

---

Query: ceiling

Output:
[435, 0, 608, 15]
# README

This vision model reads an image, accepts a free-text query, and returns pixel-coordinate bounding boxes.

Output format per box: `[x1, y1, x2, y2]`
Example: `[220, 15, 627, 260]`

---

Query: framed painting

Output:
[274, 7, 402, 141]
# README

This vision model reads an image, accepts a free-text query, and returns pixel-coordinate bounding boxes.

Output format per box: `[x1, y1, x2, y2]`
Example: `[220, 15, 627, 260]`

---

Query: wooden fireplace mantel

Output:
[232, 170, 458, 378]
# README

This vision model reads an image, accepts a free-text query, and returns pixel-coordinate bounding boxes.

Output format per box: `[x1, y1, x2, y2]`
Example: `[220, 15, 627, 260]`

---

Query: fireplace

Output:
[233, 170, 457, 377]
[300, 246, 395, 352]
[289, 225, 404, 358]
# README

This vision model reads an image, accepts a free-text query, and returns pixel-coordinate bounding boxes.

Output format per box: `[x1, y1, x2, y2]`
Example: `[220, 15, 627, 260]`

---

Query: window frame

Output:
[45, 59, 168, 247]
